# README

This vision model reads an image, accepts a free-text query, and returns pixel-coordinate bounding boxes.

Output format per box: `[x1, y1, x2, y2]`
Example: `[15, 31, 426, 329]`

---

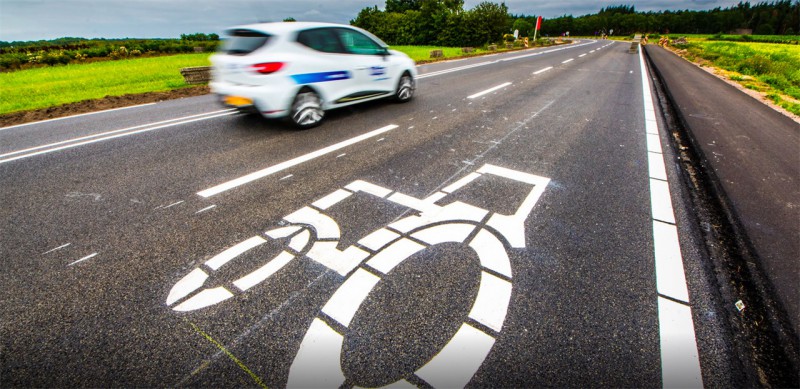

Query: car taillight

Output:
[252, 62, 284, 74]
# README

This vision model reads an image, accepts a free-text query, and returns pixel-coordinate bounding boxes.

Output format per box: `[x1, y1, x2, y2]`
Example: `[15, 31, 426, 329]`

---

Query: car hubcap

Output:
[293, 92, 323, 126]
[398, 76, 413, 100]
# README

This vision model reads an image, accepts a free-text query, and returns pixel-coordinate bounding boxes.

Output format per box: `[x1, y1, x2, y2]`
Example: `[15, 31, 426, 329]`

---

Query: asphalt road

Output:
[1, 40, 741, 387]
[645, 45, 800, 336]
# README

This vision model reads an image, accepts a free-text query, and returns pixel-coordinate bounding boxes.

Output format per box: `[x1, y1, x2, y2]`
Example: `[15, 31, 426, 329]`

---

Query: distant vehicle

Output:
[210, 22, 417, 128]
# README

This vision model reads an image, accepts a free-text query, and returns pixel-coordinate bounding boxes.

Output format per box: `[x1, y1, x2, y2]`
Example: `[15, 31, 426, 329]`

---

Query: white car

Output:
[210, 22, 417, 128]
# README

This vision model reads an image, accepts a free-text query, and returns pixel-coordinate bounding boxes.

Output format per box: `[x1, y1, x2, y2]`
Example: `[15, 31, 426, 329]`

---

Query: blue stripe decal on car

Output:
[291, 71, 351, 84]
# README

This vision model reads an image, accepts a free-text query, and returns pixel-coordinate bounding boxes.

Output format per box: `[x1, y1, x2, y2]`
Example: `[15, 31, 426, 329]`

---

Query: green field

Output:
[676, 40, 800, 115]
[671, 34, 800, 44]
[0, 53, 210, 114]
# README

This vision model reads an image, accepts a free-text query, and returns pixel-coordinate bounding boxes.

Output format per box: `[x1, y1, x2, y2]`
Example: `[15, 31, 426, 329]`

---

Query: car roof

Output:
[226, 22, 358, 36]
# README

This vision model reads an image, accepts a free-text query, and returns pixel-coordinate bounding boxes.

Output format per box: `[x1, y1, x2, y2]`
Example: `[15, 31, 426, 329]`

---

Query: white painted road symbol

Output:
[167, 164, 550, 387]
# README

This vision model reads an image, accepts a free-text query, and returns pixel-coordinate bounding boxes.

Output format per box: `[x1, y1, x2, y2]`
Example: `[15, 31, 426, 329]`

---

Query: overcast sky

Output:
[1, 0, 743, 41]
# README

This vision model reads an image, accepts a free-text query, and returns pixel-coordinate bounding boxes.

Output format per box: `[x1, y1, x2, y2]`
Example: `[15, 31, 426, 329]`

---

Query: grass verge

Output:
[393, 45, 536, 63]
[670, 40, 800, 116]
[4, 39, 795, 122]
[0, 53, 210, 115]
[0, 44, 560, 118]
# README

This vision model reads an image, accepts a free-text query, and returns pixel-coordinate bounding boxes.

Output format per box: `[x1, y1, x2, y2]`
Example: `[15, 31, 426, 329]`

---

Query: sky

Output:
[1, 0, 744, 42]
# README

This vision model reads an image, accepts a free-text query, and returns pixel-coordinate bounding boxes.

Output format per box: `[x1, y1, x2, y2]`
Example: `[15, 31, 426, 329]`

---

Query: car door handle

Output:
[355, 67, 369, 70]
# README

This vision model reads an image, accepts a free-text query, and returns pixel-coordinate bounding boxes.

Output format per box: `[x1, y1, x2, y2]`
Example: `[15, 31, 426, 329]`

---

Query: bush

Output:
[737, 54, 771, 75]
[761, 74, 790, 89]
[0, 53, 27, 69]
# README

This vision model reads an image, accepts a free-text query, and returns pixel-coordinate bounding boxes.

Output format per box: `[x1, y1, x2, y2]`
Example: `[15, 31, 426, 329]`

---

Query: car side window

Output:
[335, 29, 386, 55]
[296, 28, 346, 54]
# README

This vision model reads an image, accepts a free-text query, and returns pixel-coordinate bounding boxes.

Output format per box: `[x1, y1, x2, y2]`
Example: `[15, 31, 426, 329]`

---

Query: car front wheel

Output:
[290, 90, 324, 129]
[394, 73, 414, 103]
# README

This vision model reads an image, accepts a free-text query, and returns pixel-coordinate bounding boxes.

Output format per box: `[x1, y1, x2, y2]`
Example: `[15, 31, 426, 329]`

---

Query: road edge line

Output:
[639, 45, 704, 388]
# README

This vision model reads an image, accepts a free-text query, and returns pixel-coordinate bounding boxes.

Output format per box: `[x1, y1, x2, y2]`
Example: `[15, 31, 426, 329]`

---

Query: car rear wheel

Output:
[290, 90, 324, 129]
[394, 73, 414, 103]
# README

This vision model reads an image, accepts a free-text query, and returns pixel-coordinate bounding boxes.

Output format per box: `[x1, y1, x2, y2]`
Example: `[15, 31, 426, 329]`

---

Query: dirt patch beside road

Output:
[0, 86, 210, 128]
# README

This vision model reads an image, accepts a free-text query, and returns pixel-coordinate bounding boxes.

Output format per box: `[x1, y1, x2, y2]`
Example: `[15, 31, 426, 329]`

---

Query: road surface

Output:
[1, 40, 750, 387]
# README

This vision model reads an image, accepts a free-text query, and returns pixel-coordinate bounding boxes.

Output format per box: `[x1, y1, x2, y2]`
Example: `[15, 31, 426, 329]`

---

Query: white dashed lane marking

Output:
[197, 124, 399, 198]
[467, 82, 513, 99]
[195, 205, 217, 214]
[42, 243, 71, 255]
[67, 252, 97, 267]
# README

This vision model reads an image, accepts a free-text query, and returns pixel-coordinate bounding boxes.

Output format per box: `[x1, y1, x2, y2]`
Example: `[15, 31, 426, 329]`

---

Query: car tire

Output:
[394, 73, 414, 103]
[289, 89, 325, 129]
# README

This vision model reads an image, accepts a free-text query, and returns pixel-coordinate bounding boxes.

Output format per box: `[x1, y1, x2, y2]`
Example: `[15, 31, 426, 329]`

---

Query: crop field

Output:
[675, 40, 800, 115]
[0, 53, 209, 115]
[663, 34, 800, 44]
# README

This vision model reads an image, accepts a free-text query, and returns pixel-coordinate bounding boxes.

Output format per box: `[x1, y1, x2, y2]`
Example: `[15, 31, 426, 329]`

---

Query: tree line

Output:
[351, 0, 799, 46]
[0, 35, 220, 71]
[539, 1, 799, 37]
[351, 0, 511, 46]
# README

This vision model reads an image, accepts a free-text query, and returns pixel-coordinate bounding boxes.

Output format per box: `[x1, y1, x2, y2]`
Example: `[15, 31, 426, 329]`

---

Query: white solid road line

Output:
[467, 82, 512, 99]
[0, 110, 236, 164]
[197, 124, 400, 198]
[0, 103, 157, 131]
[639, 43, 703, 387]
[0, 109, 234, 160]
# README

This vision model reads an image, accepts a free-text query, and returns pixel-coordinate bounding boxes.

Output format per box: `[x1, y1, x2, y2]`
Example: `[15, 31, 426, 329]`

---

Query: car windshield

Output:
[221, 29, 271, 55]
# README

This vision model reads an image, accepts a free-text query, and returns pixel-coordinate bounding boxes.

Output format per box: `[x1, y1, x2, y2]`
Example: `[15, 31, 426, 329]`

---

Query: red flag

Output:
[536, 16, 542, 31]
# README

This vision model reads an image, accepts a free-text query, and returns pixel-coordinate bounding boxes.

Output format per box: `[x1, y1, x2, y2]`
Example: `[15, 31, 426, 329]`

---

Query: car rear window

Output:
[221, 29, 272, 55]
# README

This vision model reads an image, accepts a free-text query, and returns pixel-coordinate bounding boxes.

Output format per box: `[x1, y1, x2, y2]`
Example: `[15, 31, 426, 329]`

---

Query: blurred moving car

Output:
[210, 22, 417, 128]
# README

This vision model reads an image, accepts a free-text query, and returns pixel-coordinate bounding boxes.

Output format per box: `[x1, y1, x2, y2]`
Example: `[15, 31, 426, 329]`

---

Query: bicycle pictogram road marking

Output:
[166, 163, 550, 388]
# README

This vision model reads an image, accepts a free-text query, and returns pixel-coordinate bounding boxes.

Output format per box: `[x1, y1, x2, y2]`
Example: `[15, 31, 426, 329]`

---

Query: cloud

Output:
[0, 0, 745, 41]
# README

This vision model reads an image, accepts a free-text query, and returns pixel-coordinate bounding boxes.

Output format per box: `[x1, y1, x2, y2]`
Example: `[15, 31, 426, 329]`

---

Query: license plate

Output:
[224, 96, 253, 106]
